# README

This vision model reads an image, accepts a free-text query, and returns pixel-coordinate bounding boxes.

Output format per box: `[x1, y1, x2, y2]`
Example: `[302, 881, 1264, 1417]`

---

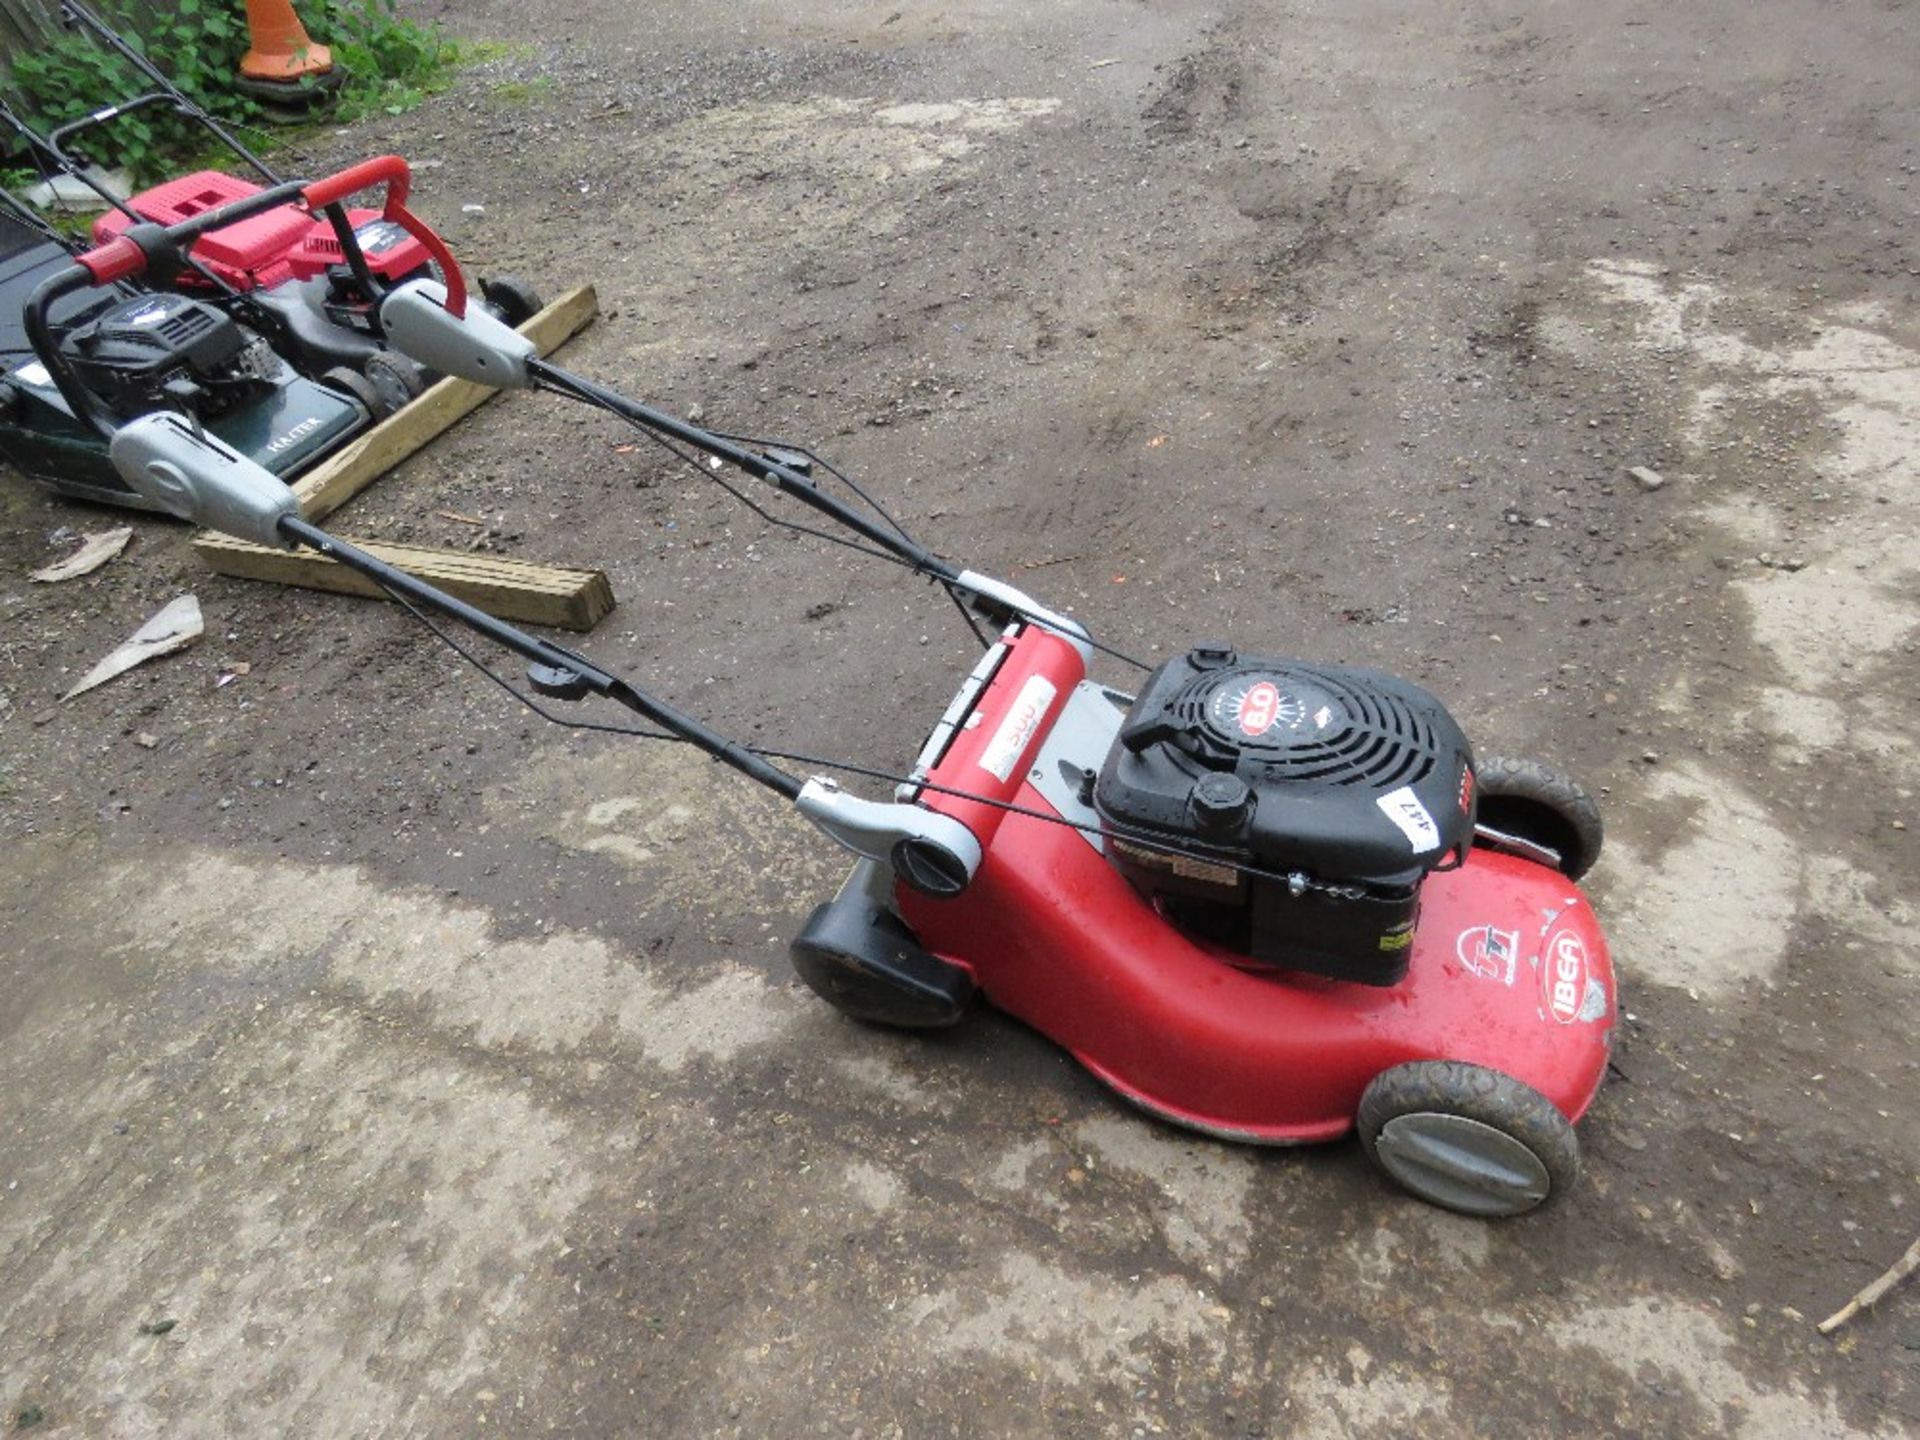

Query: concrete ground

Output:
[2, 0, 1916, 1434]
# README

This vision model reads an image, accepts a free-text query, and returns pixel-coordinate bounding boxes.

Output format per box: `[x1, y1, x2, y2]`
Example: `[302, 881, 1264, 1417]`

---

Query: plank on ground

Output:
[291, 283, 599, 522]
[193, 531, 615, 632]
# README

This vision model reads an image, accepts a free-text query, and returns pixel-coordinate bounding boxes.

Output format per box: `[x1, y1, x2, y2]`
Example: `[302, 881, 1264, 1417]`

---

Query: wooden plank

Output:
[290, 283, 599, 522]
[192, 530, 616, 632]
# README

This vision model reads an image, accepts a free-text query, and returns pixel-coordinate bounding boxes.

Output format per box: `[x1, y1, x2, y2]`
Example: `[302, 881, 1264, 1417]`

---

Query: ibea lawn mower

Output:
[93, 163, 1616, 1216]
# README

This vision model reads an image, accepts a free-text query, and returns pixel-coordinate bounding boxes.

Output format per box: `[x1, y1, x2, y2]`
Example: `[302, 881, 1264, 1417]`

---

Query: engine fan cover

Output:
[1093, 644, 1477, 983]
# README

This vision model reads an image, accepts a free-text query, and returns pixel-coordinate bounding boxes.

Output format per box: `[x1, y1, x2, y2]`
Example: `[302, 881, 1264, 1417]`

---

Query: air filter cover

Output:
[1093, 644, 1476, 982]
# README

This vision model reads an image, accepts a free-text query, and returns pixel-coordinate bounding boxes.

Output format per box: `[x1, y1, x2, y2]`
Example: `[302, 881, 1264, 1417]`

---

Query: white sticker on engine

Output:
[11, 362, 50, 388]
[977, 673, 1057, 783]
[1377, 785, 1441, 853]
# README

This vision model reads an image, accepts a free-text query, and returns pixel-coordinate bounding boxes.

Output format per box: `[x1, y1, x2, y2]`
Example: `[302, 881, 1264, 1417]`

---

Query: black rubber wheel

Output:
[480, 274, 544, 328]
[320, 363, 385, 420]
[362, 351, 429, 417]
[1473, 755, 1604, 880]
[1357, 1060, 1579, 1217]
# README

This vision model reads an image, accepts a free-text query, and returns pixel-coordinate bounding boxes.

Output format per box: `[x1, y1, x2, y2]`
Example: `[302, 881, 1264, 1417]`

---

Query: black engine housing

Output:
[1094, 644, 1476, 985]
[57, 291, 270, 420]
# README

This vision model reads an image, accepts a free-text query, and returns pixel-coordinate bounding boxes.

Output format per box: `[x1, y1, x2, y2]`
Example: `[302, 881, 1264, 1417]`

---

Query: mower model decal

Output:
[124, 300, 172, 327]
[1238, 681, 1282, 737]
[1458, 766, 1475, 815]
[1455, 924, 1519, 984]
[1543, 930, 1590, 1024]
[265, 416, 324, 455]
[977, 673, 1057, 782]
[1376, 786, 1441, 853]
[352, 219, 409, 253]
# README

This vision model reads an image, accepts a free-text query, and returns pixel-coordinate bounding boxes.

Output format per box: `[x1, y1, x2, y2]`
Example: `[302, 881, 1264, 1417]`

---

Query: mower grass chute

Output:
[102, 185, 1618, 1218]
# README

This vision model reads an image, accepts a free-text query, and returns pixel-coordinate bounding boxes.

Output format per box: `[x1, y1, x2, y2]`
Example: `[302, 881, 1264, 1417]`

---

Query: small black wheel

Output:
[480, 274, 544, 328]
[1357, 1060, 1579, 1217]
[789, 897, 973, 1030]
[320, 363, 385, 419]
[1473, 755, 1604, 880]
[362, 351, 429, 416]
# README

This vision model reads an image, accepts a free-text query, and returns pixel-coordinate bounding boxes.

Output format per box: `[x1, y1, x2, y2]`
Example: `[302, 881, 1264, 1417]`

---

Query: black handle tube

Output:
[46, 91, 177, 169]
[276, 516, 806, 800]
[58, 0, 280, 184]
[22, 264, 122, 438]
[0, 94, 142, 226]
[528, 358, 960, 582]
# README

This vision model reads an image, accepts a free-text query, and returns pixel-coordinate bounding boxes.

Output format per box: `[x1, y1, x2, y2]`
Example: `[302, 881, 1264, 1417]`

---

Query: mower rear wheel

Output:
[363, 352, 430, 417]
[1473, 755, 1604, 880]
[1357, 1060, 1578, 1217]
[320, 364, 385, 420]
[480, 275, 544, 328]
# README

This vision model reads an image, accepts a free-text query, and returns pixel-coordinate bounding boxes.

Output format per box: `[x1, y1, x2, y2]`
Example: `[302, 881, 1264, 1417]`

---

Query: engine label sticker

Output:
[1238, 681, 1281, 737]
[10, 362, 50, 388]
[1377, 786, 1441, 853]
[977, 673, 1057, 783]
[1455, 924, 1519, 984]
[353, 219, 409, 252]
[1542, 930, 1591, 1023]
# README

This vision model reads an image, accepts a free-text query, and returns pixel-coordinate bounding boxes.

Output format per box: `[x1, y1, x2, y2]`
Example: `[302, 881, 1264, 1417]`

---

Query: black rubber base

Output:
[236, 66, 349, 114]
[790, 893, 974, 1029]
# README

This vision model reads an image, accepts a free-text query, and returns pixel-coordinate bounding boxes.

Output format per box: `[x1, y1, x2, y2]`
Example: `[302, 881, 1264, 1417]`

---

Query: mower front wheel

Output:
[1357, 1060, 1578, 1217]
[321, 364, 385, 421]
[480, 275, 545, 329]
[1473, 755, 1604, 880]
[363, 352, 430, 417]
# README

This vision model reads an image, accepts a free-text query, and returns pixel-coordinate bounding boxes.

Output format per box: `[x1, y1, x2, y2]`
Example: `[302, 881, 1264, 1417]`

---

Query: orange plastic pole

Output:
[239, 0, 334, 81]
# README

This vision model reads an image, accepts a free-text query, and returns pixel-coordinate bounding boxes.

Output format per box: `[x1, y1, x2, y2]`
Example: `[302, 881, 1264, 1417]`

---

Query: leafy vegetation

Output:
[5, 0, 457, 181]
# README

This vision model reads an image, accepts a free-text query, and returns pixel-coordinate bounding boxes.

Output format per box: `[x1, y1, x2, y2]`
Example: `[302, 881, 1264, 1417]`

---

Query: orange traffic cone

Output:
[239, 0, 333, 82]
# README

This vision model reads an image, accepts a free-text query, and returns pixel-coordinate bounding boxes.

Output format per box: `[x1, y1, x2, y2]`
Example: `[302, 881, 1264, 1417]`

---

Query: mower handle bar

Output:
[69, 154, 462, 310]
[56, 0, 279, 184]
[104, 410, 988, 897]
[23, 155, 465, 439]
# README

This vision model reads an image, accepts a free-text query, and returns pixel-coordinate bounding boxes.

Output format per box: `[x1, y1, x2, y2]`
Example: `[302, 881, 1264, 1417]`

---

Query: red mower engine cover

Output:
[93, 170, 431, 291]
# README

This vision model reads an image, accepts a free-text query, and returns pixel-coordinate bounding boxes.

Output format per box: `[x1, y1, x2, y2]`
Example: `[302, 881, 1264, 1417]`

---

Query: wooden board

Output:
[291, 283, 599, 522]
[193, 531, 615, 632]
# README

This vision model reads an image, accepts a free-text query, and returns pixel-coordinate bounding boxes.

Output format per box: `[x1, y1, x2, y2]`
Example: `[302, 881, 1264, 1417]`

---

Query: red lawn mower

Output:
[93, 160, 1616, 1217]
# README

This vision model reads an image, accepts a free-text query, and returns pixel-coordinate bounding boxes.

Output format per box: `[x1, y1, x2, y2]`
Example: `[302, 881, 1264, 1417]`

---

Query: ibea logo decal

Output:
[126, 301, 172, 327]
[976, 673, 1056, 782]
[266, 416, 323, 454]
[1376, 785, 1440, 853]
[1544, 931, 1589, 1023]
[1237, 681, 1281, 737]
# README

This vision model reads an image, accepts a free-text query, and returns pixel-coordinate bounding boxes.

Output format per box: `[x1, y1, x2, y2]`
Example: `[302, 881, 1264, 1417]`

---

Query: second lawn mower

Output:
[96, 176, 1618, 1217]
[13, 1, 542, 415]
[6, 155, 465, 507]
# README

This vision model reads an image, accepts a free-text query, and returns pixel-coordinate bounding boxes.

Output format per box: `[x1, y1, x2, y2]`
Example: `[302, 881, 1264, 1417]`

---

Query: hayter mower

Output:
[11, 1, 541, 415]
[0, 181, 367, 507]
[94, 167, 1617, 1217]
